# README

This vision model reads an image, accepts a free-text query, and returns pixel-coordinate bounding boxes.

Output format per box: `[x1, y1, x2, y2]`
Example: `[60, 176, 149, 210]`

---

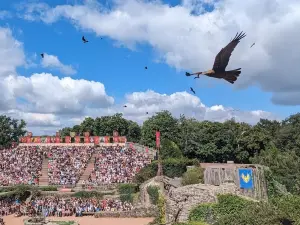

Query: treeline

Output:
[61, 110, 300, 194]
[2, 111, 300, 193]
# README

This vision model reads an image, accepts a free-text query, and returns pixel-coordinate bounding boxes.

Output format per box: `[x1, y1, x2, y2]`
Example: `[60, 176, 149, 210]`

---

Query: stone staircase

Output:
[76, 153, 95, 188]
[39, 158, 49, 186]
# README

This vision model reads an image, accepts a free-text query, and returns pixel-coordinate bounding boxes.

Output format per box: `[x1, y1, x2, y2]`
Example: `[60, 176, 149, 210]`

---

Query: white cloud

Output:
[41, 53, 77, 75]
[0, 27, 25, 77]
[3, 73, 115, 115]
[0, 26, 114, 133]
[0, 11, 12, 20]
[118, 90, 279, 124]
[0, 19, 281, 135]
[20, 0, 300, 105]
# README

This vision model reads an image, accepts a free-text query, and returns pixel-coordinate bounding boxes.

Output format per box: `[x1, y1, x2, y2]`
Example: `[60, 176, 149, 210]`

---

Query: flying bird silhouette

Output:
[123, 105, 127, 108]
[82, 36, 88, 43]
[250, 43, 255, 48]
[145, 66, 148, 70]
[190, 87, 196, 94]
[40, 53, 44, 58]
[146, 112, 149, 114]
[186, 31, 246, 84]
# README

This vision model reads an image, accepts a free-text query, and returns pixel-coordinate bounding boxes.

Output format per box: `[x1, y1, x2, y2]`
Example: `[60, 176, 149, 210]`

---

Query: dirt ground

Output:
[3, 215, 154, 225]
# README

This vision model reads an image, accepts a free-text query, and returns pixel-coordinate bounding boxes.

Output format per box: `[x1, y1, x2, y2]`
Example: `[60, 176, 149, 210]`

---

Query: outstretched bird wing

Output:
[212, 32, 246, 72]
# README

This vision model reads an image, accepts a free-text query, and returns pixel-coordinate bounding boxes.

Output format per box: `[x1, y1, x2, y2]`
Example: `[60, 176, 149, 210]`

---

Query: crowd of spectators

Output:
[46, 146, 95, 185]
[0, 196, 133, 218]
[87, 146, 151, 185]
[0, 147, 43, 186]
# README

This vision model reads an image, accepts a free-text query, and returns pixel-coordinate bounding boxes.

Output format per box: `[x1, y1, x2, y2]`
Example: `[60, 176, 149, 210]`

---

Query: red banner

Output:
[156, 131, 160, 149]
[75, 136, 80, 143]
[94, 136, 99, 144]
[84, 137, 90, 143]
[27, 137, 31, 143]
[113, 136, 119, 143]
[46, 137, 51, 143]
[113, 130, 119, 137]
[65, 136, 71, 143]
[56, 132, 60, 137]
[104, 136, 109, 143]
[84, 132, 90, 137]
[36, 137, 41, 143]
[55, 137, 60, 143]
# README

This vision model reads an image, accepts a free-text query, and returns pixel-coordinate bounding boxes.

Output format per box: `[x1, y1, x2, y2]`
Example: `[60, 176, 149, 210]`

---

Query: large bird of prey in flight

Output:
[186, 31, 246, 84]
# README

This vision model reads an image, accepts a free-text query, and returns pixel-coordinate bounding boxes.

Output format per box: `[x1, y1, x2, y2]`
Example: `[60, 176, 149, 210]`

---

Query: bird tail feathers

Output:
[224, 69, 241, 84]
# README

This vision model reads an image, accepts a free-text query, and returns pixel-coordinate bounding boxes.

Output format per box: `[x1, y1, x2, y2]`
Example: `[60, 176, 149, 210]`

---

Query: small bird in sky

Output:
[146, 112, 149, 114]
[40, 53, 44, 58]
[145, 66, 148, 70]
[186, 31, 246, 84]
[190, 87, 196, 94]
[123, 105, 127, 108]
[250, 42, 255, 48]
[82, 36, 88, 43]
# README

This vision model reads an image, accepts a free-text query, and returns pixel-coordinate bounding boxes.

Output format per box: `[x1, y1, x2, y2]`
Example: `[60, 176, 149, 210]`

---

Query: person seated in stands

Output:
[89, 146, 150, 185]
[0, 146, 43, 186]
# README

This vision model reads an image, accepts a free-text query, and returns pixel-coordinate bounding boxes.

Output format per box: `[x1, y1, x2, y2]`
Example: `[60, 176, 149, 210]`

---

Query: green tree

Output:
[127, 121, 141, 143]
[251, 145, 300, 194]
[275, 113, 300, 154]
[141, 111, 180, 148]
[72, 125, 81, 135]
[59, 127, 72, 136]
[80, 117, 95, 135]
[0, 115, 26, 148]
[160, 139, 183, 160]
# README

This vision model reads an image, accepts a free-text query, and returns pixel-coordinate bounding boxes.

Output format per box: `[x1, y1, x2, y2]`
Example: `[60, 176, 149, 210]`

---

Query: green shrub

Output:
[271, 195, 300, 222]
[189, 203, 216, 223]
[174, 222, 209, 225]
[157, 193, 166, 224]
[0, 187, 15, 193]
[188, 194, 298, 225]
[39, 186, 58, 191]
[118, 184, 138, 203]
[147, 185, 160, 205]
[133, 158, 199, 184]
[72, 191, 103, 199]
[182, 167, 204, 186]
[160, 139, 183, 160]
[213, 202, 283, 225]
[133, 165, 157, 184]
[213, 194, 253, 217]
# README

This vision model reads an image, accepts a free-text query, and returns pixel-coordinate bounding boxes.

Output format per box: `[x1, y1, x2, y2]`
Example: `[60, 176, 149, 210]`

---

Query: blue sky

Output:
[0, 0, 299, 133]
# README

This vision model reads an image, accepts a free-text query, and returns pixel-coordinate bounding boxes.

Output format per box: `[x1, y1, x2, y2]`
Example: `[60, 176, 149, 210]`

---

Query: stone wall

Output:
[166, 183, 255, 224]
[202, 164, 268, 201]
[94, 206, 158, 218]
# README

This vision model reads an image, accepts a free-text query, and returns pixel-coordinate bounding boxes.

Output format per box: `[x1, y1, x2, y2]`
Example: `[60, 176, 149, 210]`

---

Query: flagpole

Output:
[156, 130, 163, 176]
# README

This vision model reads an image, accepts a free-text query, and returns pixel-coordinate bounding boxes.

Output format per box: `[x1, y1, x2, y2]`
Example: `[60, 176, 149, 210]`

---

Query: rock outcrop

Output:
[139, 176, 164, 207]
[166, 183, 246, 224]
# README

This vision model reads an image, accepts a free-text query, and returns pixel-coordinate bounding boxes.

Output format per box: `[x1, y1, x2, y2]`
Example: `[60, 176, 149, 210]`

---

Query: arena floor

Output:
[3, 215, 154, 225]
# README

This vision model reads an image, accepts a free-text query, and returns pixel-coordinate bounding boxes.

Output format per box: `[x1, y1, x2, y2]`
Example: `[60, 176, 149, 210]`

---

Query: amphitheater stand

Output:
[76, 153, 96, 189]
[39, 158, 49, 186]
